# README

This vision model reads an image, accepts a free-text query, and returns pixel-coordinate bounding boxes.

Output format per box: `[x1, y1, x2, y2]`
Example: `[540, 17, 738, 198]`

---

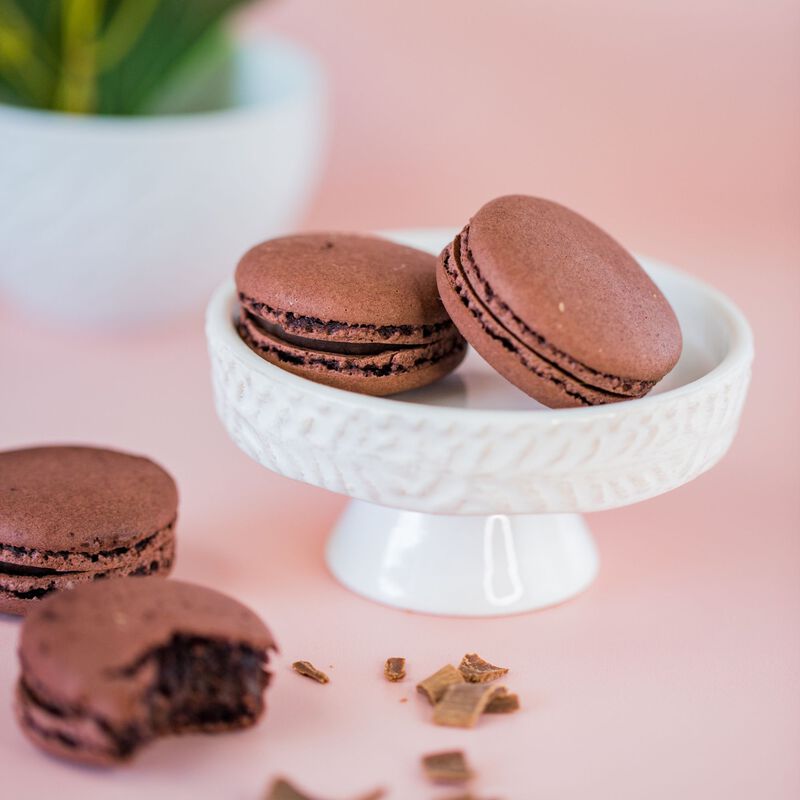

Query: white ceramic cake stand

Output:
[205, 230, 753, 616]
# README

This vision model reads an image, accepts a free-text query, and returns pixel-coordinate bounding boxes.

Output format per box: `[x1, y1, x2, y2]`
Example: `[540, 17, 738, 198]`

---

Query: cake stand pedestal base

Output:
[326, 501, 600, 616]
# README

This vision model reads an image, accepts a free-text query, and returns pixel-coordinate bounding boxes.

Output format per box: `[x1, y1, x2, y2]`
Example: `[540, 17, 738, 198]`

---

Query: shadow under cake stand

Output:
[206, 230, 753, 616]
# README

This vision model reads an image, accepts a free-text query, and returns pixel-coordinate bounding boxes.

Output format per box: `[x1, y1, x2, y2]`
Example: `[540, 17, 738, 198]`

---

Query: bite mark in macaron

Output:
[16, 577, 276, 765]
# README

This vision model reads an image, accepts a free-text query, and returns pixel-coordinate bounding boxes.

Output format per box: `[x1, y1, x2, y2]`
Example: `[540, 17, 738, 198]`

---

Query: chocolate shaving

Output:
[384, 657, 406, 682]
[416, 664, 465, 704]
[433, 683, 496, 728]
[291, 661, 330, 684]
[265, 779, 384, 800]
[266, 778, 315, 800]
[458, 653, 508, 683]
[422, 750, 474, 784]
[484, 685, 520, 714]
[440, 795, 499, 800]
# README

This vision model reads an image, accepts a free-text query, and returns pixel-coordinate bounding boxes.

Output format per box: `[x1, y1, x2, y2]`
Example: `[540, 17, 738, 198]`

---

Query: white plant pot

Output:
[0, 37, 326, 329]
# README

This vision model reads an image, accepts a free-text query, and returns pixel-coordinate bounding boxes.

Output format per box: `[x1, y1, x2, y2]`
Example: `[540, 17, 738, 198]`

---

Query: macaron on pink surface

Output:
[437, 195, 682, 407]
[0, 445, 177, 615]
[235, 232, 466, 396]
[16, 577, 276, 766]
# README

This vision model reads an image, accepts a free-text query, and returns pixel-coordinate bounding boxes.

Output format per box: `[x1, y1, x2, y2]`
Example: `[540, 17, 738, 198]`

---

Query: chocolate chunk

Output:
[416, 664, 465, 704]
[291, 661, 330, 684]
[265, 779, 384, 800]
[266, 779, 315, 800]
[458, 653, 508, 683]
[484, 685, 520, 714]
[422, 750, 474, 784]
[440, 795, 498, 800]
[433, 683, 496, 728]
[384, 657, 406, 682]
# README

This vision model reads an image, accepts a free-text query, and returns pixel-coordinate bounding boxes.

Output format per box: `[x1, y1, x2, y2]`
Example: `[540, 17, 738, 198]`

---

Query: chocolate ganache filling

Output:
[248, 316, 424, 356]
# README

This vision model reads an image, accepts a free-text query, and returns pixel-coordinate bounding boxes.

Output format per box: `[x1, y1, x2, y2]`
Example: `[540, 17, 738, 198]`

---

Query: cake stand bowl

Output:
[206, 230, 753, 616]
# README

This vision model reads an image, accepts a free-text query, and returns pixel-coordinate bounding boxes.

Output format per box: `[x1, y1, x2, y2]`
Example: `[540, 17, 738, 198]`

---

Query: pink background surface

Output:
[1, 1, 799, 798]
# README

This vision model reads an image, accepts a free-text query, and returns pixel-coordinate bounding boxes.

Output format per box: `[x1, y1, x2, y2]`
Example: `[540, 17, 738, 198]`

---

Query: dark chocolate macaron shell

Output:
[437, 196, 682, 407]
[16, 577, 276, 765]
[235, 233, 466, 396]
[0, 446, 178, 614]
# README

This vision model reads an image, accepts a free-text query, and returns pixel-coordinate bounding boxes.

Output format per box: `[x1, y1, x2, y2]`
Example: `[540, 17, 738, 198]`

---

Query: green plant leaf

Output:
[0, 0, 255, 115]
[139, 23, 235, 115]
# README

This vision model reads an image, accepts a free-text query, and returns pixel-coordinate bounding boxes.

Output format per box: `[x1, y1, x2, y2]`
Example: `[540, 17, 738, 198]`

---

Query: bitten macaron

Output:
[235, 232, 467, 396]
[0, 445, 177, 615]
[16, 577, 276, 765]
[437, 195, 682, 407]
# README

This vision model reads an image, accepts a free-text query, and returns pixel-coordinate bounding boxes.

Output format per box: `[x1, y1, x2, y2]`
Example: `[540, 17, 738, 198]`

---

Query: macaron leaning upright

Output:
[437, 195, 682, 407]
[235, 233, 467, 396]
[0, 445, 177, 615]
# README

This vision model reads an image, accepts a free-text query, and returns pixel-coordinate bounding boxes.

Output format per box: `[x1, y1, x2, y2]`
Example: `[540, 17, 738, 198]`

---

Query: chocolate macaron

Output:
[235, 233, 467, 395]
[16, 577, 276, 765]
[437, 195, 682, 407]
[0, 445, 177, 615]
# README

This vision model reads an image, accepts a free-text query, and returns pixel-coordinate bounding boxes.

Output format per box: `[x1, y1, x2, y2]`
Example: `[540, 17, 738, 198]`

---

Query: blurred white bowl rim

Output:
[0, 36, 327, 329]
